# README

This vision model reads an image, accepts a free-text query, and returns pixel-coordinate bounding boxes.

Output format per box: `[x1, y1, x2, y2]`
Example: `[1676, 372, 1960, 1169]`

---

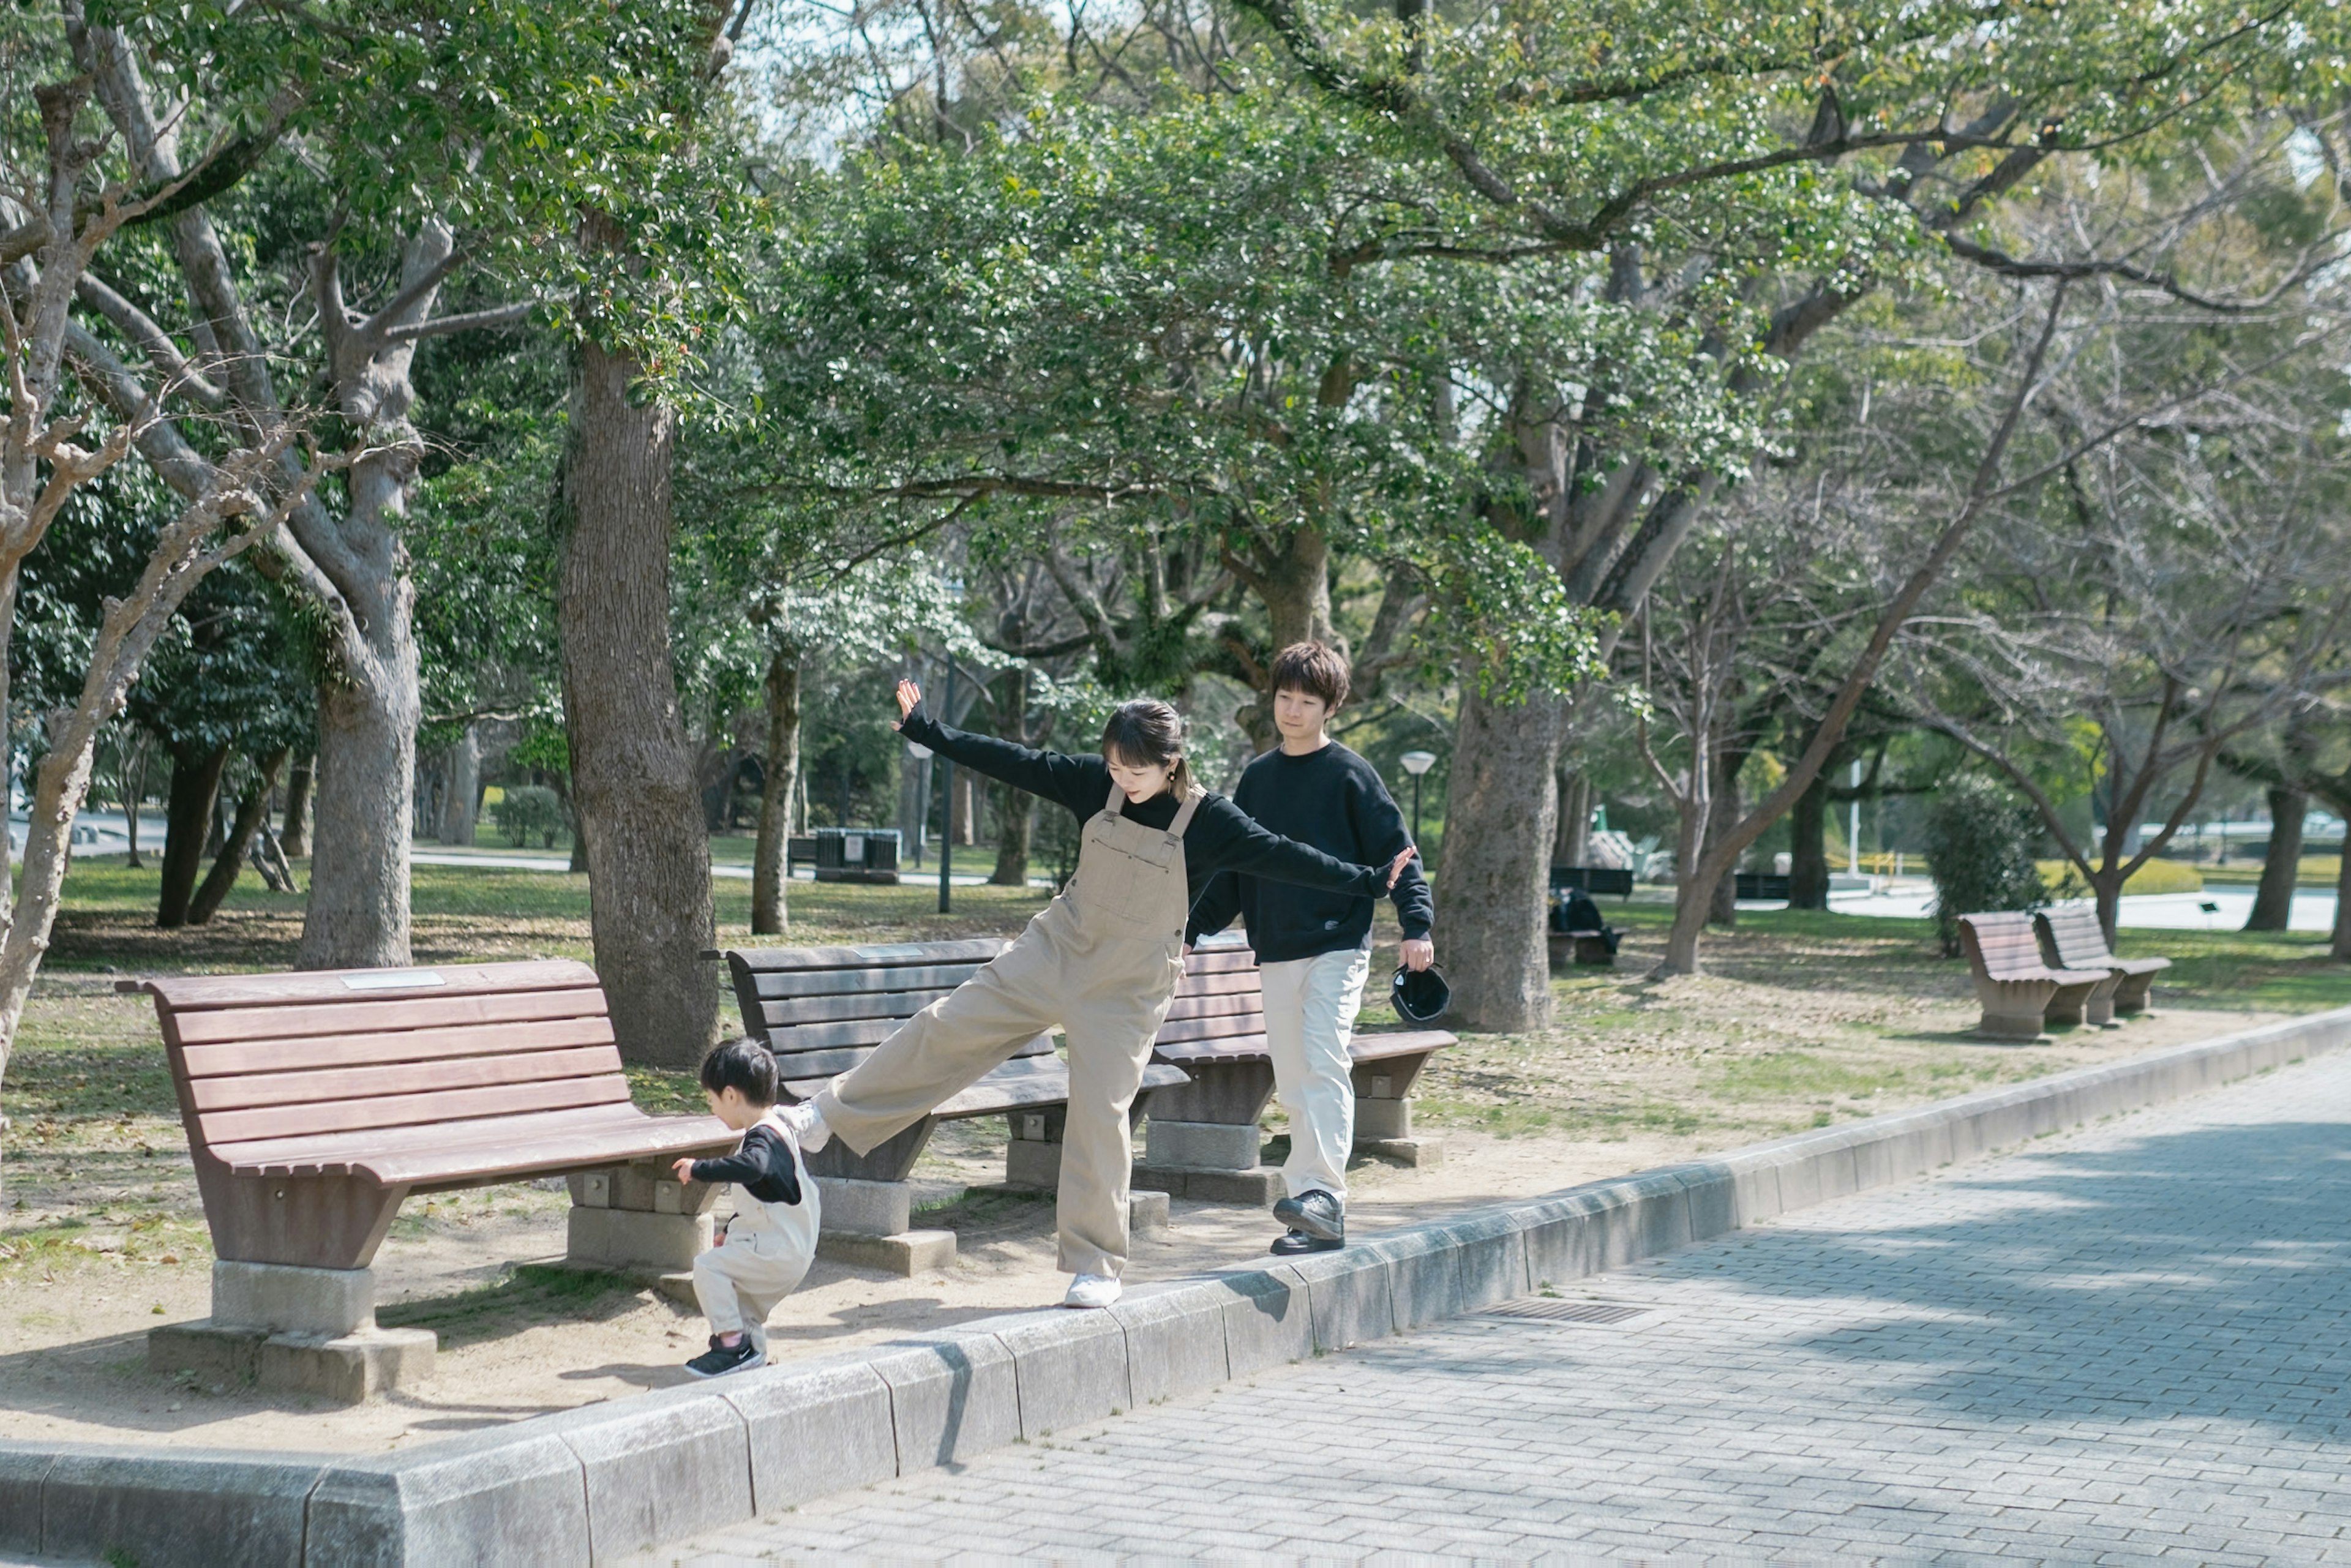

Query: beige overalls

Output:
[813, 781, 1202, 1277]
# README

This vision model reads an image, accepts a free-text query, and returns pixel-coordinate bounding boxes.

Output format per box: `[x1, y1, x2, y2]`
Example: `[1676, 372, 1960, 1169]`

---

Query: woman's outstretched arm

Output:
[894, 678, 1104, 816]
[1188, 795, 1419, 895]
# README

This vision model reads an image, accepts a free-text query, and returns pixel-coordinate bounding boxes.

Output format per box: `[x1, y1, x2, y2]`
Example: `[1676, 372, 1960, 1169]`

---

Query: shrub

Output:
[493, 784, 564, 849]
[1923, 775, 2046, 958]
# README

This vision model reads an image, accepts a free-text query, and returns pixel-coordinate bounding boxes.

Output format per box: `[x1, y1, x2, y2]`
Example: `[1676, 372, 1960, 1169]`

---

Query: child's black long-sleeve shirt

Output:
[898, 708, 1387, 911]
[689, 1124, 803, 1206]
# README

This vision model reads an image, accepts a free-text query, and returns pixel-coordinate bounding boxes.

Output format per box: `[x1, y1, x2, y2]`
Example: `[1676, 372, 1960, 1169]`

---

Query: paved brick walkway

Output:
[632, 1051, 2351, 1564]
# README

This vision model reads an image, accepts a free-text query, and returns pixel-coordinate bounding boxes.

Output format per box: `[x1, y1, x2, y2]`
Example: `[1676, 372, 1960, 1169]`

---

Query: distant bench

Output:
[124, 959, 736, 1401]
[716, 940, 1189, 1273]
[1956, 912, 2120, 1039]
[1135, 934, 1455, 1202]
[2038, 904, 2169, 1016]
[1733, 871, 1792, 901]
[1551, 865, 1635, 899]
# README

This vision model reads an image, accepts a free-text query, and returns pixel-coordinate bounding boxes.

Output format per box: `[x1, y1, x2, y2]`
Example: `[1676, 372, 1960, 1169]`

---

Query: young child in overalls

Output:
[672, 1038, 820, 1378]
[783, 681, 1415, 1310]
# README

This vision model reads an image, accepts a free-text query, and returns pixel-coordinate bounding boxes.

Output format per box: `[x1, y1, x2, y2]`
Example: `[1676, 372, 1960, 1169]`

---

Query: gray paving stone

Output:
[304, 1424, 589, 1567]
[42, 1447, 322, 1567]
[718, 1352, 898, 1511]
[1111, 1283, 1232, 1403]
[872, 1333, 1022, 1471]
[978, 1306, 1133, 1439]
[544, 1383, 753, 1559]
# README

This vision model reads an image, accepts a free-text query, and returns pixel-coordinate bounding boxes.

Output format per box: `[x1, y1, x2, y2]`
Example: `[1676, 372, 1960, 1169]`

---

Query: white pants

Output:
[1260, 945, 1371, 1202]
[691, 1196, 819, 1354]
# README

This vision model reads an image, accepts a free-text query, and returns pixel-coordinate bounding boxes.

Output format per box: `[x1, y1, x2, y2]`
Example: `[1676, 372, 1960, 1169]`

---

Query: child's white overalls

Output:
[691, 1108, 820, 1354]
[814, 781, 1202, 1277]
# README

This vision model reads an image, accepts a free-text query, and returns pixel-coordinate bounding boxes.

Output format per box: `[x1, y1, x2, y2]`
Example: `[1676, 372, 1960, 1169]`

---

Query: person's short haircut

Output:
[1270, 641, 1349, 711]
[699, 1037, 779, 1106]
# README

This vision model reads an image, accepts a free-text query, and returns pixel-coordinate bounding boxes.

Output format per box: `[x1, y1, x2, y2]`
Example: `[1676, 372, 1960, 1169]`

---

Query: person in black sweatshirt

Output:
[780, 680, 1415, 1310]
[1187, 642, 1435, 1255]
[670, 1038, 819, 1378]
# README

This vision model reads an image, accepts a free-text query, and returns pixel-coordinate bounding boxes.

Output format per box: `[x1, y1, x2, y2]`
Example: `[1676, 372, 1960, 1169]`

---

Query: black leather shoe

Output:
[1272, 1189, 1344, 1241]
[1270, 1227, 1343, 1256]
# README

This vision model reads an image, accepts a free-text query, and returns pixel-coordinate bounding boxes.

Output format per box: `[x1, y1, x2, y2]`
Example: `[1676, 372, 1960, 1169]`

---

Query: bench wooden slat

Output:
[135, 959, 601, 1013]
[178, 1015, 615, 1079]
[727, 939, 1008, 973]
[747, 964, 991, 1002]
[1163, 988, 1264, 1022]
[214, 1105, 735, 1182]
[751, 989, 964, 1026]
[187, 1043, 624, 1114]
[168, 986, 610, 1046]
[207, 1099, 679, 1171]
[198, 1075, 632, 1147]
[1157, 1010, 1265, 1045]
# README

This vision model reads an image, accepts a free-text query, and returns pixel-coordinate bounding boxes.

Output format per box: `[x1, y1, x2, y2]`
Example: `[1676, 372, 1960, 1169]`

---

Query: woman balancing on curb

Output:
[781, 680, 1415, 1310]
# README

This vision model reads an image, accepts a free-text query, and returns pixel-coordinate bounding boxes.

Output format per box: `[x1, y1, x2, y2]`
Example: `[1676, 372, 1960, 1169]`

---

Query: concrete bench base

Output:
[816, 1229, 959, 1275]
[1356, 1135, 1445, 1168]
[1132, 1164, 1284, 1204]
[149, 1322, 437, 1403]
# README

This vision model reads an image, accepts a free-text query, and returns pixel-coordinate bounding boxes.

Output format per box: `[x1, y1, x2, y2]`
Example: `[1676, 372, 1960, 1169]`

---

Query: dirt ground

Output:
[0, 919, 2297, 1457]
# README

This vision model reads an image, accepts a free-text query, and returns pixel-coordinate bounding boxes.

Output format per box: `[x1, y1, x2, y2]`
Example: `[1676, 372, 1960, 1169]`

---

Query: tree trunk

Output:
[991, 663, 1033, 885]
[558, 335, 718, 1065]
[279, 752, 312, 859]
[2093, 871, 2123, 949]
[2332, 831, 2350, 964]
[121, 737, 148, 871]
[1704, 751, 1745, 928]
[299, 646, 418, 967]
[1234, 525, 1336, 749]
[2245, 786, 2305, 932]
[751, 650, 801, 936]
[438, 723, 481, 846]
[1438, 687, 1562, 1031]
[956, 771, 978, 845]
[158, 745, 227, 929]
[189, 747, 288, 924]
[1788, 770, 1830, 909]
[1552, 768, 1592, 868]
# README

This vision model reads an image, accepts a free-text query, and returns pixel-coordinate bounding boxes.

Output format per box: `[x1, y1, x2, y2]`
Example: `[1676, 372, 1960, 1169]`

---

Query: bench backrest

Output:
[1157, 936, 1267, 1064]
[2038, 904, 2114, 969]
[132, 960, 628, 1158]
[1551, 865, 1634, 897]
[720, 940, 1046, 1092]
[1956, 911, 2047, 980]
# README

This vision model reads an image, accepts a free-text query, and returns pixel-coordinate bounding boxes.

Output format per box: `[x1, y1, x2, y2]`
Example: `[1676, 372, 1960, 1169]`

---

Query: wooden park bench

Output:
[2037, 903, 2169, 1016]
[1955, 911, 2120, 1040]
[716, 940, 1190, 1273]
[1551, 865, 1635, 899]
[1134, 933, 1455, 1203]
[124, 959, 737, 1401]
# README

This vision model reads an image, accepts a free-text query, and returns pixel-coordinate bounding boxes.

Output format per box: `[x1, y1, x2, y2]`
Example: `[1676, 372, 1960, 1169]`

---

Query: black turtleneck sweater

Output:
[898, 709, 1387, 912]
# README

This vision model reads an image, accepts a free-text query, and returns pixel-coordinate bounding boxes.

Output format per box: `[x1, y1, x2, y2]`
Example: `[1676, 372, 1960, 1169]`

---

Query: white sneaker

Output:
[779, 1100, 831, 1152]
[1063, 1272, 1122, 1310]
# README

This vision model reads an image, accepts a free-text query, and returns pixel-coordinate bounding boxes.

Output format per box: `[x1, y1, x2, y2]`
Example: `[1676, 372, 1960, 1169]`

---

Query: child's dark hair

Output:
[1270, 640, 1349, 711]
[1100, 699, 1193, 795]
[700, 1037, 779, 1106]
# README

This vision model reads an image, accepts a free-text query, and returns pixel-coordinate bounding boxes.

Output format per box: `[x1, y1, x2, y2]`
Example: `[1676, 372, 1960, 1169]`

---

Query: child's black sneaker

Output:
[684, 1335, 765, 1379]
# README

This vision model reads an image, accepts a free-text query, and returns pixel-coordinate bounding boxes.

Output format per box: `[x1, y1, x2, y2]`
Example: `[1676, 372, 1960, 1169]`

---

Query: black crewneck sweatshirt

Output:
[1186, 740, 1433, 963]
[897, 709, 1387, 912]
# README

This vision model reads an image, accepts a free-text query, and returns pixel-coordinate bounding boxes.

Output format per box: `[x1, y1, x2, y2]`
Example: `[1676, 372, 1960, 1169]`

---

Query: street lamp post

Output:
[1400, 751, 1436, 858]
[936, 657, 958, 913]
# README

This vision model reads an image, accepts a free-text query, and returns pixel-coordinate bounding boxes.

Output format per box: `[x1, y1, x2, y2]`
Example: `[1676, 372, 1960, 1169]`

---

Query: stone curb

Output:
[8, 1005, 2346, 1566]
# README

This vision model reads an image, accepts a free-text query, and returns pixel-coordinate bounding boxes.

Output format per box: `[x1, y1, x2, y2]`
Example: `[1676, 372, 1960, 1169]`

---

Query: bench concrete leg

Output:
[2114, 971, 2160, 1015]
[1352, 1093, 1446, 1168]
[1973, 978, 2057, 1042]
[148, 1261, 435, 1404]
[811, 1177, 956, 1276]
[1133, 1119, 1281, 1204]
[2044, 978, 2103, 1028]
[565, 1165, 721, 1292]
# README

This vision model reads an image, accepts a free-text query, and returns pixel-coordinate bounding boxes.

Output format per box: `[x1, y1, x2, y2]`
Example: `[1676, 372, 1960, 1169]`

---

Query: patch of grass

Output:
[376, 1262, 642, 1346]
